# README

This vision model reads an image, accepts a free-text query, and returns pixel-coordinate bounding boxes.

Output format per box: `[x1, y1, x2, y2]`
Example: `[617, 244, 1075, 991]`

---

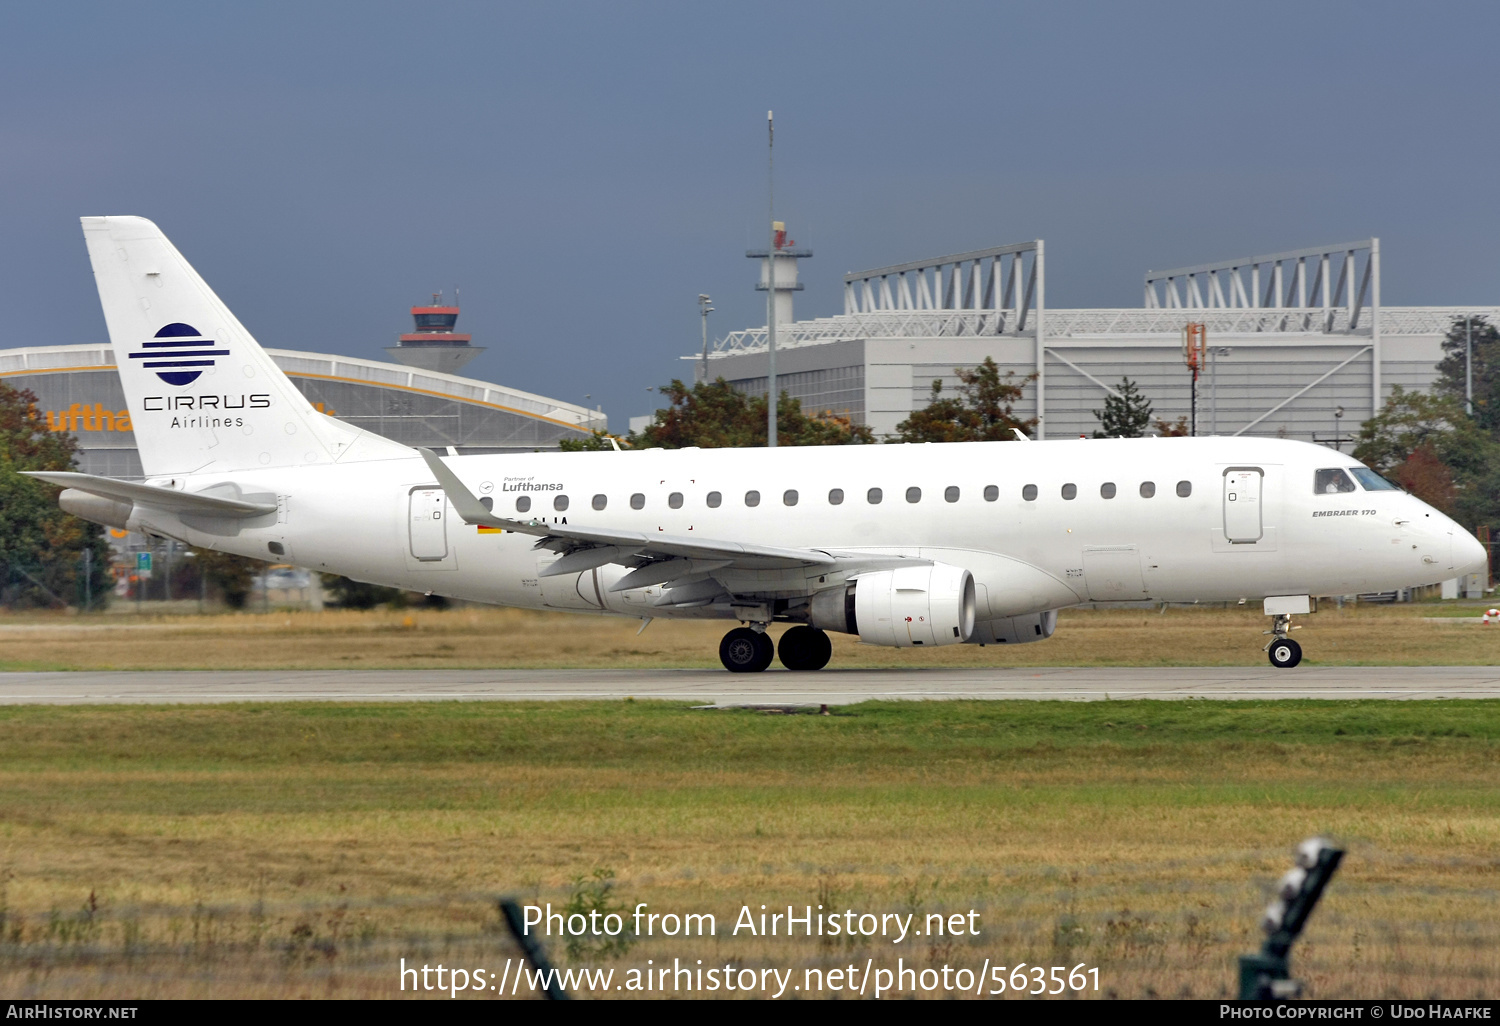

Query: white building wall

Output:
[703, 318, 1459, 444]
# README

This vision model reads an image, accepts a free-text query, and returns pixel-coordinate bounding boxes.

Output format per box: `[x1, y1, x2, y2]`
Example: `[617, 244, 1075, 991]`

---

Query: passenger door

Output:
[408, 488, 449, 561]
[1223, 468, 1264, 544]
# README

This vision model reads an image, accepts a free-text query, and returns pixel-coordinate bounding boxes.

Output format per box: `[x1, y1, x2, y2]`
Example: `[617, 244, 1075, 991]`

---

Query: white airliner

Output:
[28, 217, 1489, 672]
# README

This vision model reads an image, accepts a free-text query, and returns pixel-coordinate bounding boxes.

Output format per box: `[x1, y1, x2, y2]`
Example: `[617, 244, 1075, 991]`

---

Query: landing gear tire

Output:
[720, 627, 774, 673]
[1268, 638, 1302, 669]
[777, 625, 832, 672]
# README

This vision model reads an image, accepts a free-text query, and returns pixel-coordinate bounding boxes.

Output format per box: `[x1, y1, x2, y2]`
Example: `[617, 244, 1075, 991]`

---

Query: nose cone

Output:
[1457, 529, 1490, 580]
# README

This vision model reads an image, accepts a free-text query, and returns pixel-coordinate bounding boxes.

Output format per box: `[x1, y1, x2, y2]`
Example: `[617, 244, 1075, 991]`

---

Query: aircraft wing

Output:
[418, 449, 923, 592]
[20, 471, 277, 518]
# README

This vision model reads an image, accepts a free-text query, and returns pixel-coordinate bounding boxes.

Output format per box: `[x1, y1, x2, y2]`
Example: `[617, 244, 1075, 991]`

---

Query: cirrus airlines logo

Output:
[129, 322, 229, 386]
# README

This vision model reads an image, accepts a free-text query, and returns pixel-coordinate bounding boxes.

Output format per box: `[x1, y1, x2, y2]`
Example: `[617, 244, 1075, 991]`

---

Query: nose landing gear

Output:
[1264, 613, 1303, 669]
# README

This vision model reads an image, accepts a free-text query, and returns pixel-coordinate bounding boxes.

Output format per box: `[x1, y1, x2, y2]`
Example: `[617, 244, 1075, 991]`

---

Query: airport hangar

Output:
[696, 238, 1499, 446]
[2, 345, 606, 479]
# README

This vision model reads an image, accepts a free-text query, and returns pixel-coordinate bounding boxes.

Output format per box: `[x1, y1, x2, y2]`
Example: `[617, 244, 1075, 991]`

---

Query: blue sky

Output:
[2, 1, 1495, 426]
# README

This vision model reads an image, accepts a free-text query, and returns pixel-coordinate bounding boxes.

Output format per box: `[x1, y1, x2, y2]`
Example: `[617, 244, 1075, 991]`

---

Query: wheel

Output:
[1268, 637, 1302, 669]
[778, 625, 833, 671]
[720, 627, 774, 673]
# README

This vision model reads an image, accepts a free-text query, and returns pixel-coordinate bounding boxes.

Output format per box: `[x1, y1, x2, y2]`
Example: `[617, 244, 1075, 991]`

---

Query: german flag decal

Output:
[477, 525, 504, 534]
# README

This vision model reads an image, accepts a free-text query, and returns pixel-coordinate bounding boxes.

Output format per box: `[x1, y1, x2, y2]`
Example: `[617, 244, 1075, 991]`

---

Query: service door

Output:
[409, 488, 449, 561]
[1223, 468, 1263, 544]
[1083, 546, 1147, 602]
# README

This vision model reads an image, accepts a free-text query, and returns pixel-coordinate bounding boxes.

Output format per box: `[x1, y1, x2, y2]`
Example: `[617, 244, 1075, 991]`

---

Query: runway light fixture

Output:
[1239, 836, 1345, 1000]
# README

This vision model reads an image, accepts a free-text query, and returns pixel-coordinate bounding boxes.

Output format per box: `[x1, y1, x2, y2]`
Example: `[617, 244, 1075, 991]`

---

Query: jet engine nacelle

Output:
[967, 609, 1058, 645]
[811, 563, 976, 647]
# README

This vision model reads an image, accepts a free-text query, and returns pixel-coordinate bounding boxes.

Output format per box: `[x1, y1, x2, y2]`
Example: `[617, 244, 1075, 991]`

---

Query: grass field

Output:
[0, 700, 1496, 999]
[0, 601, 1497, 671]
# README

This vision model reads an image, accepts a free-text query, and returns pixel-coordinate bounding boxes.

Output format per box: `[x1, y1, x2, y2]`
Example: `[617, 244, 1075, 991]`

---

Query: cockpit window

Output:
[1349, 467, 1400, 491]
[1315, 468, 1357, 494]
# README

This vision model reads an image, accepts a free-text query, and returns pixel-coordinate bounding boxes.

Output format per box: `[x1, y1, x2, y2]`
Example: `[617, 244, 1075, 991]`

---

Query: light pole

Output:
[1210, 347, 1231, 435]
[766, 110, 777, 448]
[1333, 405, 1345, 452]
[698, 294, 714, 383]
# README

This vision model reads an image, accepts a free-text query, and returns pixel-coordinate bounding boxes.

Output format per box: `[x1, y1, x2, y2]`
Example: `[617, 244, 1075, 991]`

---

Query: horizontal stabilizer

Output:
[21, 471, 276, 518]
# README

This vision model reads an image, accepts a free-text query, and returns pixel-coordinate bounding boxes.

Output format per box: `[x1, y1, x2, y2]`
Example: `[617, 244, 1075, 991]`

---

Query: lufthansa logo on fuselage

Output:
[129, 322, 230, 386]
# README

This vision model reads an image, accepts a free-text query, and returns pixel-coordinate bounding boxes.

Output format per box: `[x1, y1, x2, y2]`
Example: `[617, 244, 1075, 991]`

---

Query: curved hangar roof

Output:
[1, 344, 605, 478]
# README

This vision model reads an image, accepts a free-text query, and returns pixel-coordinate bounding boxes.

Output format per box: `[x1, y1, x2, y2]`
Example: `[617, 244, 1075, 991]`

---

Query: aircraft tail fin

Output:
[81, 216, 407, 478]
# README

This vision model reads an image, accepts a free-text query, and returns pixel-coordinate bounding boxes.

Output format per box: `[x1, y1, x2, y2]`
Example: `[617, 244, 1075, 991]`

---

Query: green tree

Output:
[1354, 386, 1499, 526]
[0, 381, 112, 608]
[559, 429, 625, 452]
[189, 549, 265, 609]
[1092, 377, 1154, 438]
[633, 378, 874, 448]
[321, 575, 405, 610]
[894, 357, 1036, 443]
[1434, 315, 1500, 433]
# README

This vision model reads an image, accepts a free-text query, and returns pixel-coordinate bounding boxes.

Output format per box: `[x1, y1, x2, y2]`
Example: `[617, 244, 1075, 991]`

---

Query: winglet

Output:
[417, 447, 517, 529]
[1012, 429, 1029, 441]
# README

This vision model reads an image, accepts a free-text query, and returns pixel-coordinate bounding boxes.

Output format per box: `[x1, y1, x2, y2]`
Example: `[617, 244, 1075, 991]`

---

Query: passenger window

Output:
[745, 490, 761, 507]
[783, 489, 798, 506]
[1022, 484, 1038, 501]
[1061, 483, 1077, 500]
[554, 495, 569, 512]
[1349, 467, 1400, 491]
[668, 492, 683, 509]
[1100, 482, 1116, 499]
[515, 495, 531, 513]
[1176, 480, 1192, 498]
[1315, 468, 1358, 494]
[867, 487, 883, 504]
[630, 493, 645, 510]
[828, 488, 844, 505]
[983, 485, 998, 502]
[906, 486, 922, 503]
[479, 496, 494, 512]
[1140, 481, 1155, 498]
[706, 491, 722, 508]
[592, 494, 607, 510]
[944, 486, 960, 503]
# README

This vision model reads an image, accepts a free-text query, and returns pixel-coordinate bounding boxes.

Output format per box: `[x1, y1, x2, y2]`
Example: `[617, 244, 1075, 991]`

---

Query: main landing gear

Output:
[1264, 613, 1303, 669]
[719, 627, 773, 673]
[718, 625, 832, 673]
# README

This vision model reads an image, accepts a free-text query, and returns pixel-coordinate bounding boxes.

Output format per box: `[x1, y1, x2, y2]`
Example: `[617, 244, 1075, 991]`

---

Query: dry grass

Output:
[1, 602, 1497, 671]
[0, 701, 1496, 998]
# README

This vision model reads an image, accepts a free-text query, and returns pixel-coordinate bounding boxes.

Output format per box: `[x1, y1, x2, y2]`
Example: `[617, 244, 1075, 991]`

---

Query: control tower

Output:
[746, 221, 812, 325]
[385, 292, 485, 373]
